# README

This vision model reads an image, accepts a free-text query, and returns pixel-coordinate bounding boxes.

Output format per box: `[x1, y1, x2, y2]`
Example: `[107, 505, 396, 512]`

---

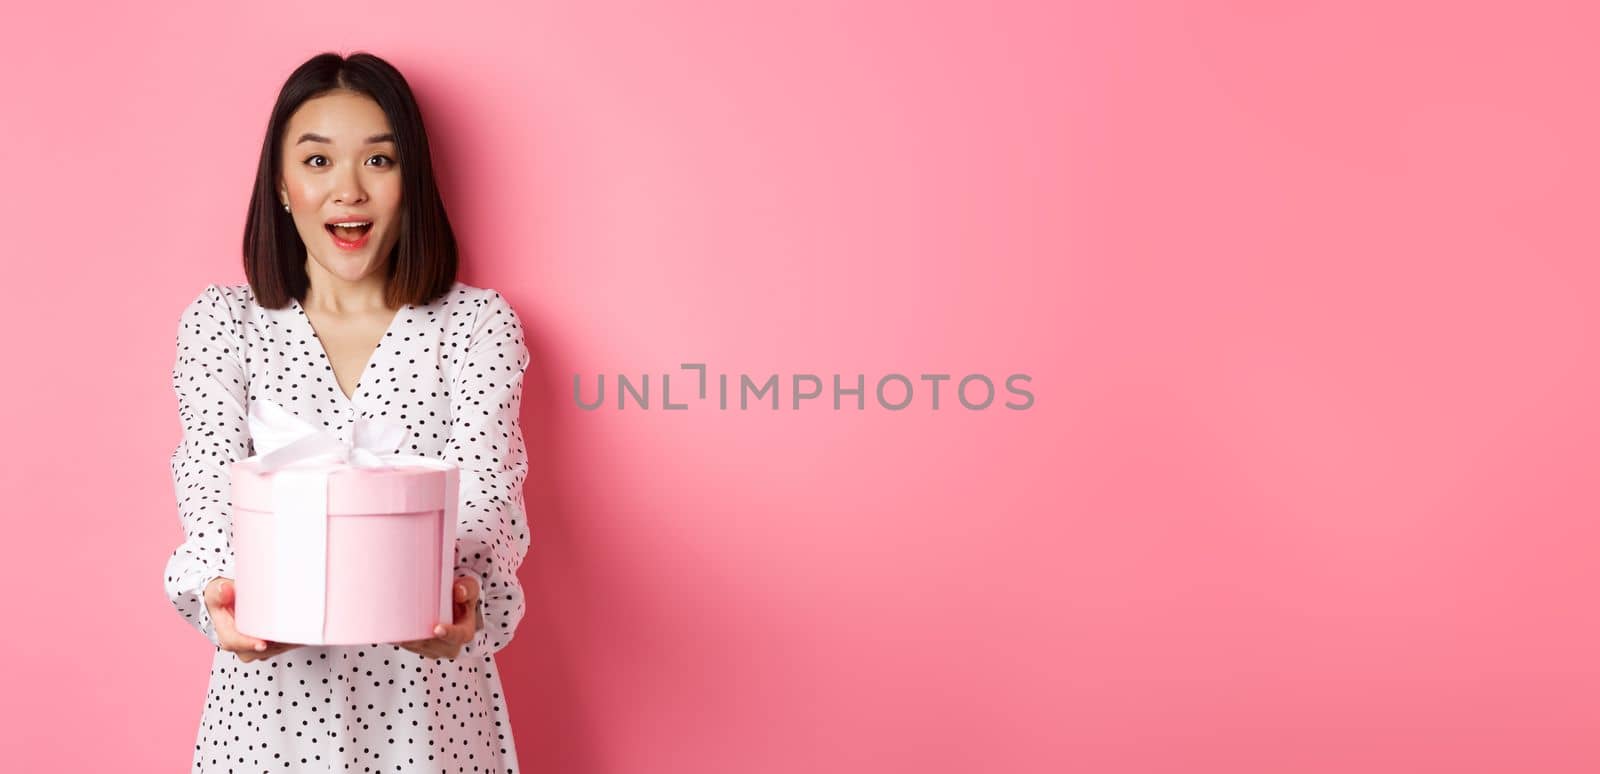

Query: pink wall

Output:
[2, 1, 1597, 772]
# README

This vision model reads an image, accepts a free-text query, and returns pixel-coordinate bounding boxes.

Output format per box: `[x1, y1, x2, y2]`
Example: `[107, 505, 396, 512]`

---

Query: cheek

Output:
[375, 180, 403, 212]
[283, 181, 320, 208]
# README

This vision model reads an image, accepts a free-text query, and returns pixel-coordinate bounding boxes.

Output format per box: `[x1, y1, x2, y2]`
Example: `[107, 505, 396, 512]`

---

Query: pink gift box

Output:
[229, 456, 460, 646]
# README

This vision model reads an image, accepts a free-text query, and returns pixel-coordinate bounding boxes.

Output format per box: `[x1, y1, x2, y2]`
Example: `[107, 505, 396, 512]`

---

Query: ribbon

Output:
[248, 397, 410, 472]
[243, 396, 455, 644]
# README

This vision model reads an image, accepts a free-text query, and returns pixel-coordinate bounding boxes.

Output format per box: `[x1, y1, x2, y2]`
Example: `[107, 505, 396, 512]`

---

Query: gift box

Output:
[228, 398, 459, 646]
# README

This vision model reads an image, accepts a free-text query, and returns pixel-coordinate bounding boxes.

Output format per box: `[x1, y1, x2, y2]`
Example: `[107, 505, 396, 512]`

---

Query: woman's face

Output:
[277, 90, 403, 286]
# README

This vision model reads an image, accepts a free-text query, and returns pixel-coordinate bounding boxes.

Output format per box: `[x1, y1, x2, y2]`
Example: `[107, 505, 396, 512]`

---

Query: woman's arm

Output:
[447, 290, 533, 657]
[162, 284, 249, 648]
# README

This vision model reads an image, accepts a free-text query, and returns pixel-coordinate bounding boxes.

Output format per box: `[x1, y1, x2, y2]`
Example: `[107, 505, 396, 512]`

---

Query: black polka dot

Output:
[164, 281, 530, 772]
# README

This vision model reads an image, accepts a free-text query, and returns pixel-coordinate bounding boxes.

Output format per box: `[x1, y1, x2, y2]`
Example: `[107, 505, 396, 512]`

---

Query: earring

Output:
[282, 201, 290, 212]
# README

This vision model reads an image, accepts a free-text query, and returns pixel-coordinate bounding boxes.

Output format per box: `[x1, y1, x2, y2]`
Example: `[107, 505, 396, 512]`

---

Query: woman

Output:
[163, 52, 530, 772]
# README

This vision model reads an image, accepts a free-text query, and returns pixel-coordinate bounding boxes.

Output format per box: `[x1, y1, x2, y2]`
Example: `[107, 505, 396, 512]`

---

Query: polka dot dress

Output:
[163, 281, 531, 773]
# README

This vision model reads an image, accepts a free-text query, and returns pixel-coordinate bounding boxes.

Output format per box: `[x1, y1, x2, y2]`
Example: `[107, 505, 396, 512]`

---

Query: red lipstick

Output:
[324, 217, 374, 251]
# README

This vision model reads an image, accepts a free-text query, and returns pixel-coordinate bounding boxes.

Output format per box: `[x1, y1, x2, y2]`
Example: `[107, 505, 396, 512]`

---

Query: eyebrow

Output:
[294, 132, 396, 145]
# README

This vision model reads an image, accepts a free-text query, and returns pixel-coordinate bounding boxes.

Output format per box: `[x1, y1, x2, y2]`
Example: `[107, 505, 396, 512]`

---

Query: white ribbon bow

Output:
[248, 397, 410, 471]
[241, 397, 454, 644]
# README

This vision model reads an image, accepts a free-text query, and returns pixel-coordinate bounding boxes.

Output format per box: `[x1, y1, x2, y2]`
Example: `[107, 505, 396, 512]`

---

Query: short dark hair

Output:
[243, 52, 457, 309]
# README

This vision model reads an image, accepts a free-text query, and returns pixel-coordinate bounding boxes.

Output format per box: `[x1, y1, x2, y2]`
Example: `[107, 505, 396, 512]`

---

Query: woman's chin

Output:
[309, 254, 384, 283]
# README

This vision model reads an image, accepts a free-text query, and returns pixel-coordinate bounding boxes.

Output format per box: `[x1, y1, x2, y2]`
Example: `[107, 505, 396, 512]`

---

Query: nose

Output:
[332, 166, 367, 206]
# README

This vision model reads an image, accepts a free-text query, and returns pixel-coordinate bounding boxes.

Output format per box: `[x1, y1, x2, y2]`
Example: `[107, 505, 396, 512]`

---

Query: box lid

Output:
[229, 456, 457, 514]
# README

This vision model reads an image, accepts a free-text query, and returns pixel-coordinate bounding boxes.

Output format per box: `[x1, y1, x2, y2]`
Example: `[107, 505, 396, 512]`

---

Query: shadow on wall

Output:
[497, 304, 610, 774]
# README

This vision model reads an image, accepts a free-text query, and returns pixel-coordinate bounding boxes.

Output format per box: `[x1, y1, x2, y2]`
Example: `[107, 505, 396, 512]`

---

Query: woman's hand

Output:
[203, 577, 303, 663]
[396, 575, 481, 660]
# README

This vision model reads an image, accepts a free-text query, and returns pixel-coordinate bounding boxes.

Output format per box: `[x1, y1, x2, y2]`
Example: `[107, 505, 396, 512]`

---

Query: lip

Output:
[326, 221, 372, 251]
[325, 214, 374, 226]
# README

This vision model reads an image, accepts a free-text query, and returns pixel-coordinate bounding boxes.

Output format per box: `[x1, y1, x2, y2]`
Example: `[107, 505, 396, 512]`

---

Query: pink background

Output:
[1, 1, 1597, 772]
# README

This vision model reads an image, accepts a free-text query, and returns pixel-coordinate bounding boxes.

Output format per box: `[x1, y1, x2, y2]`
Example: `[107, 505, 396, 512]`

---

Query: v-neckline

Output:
[289, 296, 409, 406]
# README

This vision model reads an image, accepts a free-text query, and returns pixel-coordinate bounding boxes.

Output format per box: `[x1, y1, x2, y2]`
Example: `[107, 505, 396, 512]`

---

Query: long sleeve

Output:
[447, 290, 532, 657]
[162, 284, 250, 648]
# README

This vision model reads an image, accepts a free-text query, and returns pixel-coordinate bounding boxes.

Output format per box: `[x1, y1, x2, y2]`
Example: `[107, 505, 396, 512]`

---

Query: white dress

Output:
[163, 280, 531, 773]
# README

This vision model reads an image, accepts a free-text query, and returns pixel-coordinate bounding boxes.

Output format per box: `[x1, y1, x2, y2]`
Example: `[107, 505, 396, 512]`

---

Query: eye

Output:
[304, 155, 329, 168]
[367, 154, 396, 167]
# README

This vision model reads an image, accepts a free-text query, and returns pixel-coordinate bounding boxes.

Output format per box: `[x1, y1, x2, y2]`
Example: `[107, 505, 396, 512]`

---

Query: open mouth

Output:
[325, 222, 373, 249]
